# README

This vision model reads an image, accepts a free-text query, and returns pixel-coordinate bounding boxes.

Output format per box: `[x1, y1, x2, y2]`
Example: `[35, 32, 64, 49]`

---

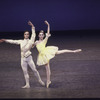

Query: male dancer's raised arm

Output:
[28, 21, 36, 43]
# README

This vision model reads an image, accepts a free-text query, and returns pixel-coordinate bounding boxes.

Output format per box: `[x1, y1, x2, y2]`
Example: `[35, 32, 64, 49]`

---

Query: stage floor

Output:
[0, 35, 100, 98]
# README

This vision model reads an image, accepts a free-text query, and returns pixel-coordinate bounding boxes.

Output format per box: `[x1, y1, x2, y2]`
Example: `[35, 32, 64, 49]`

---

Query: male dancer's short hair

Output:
[24, 31, 30, 34]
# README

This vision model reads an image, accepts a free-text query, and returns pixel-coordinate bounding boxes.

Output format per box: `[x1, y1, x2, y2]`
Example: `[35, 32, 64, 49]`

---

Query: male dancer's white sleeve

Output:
[30, 27, 36, 43]
[5, 39, 21, 45]
[23, 27, 36, 52]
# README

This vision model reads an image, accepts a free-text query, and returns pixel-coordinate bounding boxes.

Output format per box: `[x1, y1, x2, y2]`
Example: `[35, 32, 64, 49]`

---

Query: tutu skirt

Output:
[37, 46, 58, 66]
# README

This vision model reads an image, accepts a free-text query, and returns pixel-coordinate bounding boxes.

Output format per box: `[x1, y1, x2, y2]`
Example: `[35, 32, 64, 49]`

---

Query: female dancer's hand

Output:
[44, 20, 49, 26]
[46, 33, 51, 37]
[28, 21, 35, 28]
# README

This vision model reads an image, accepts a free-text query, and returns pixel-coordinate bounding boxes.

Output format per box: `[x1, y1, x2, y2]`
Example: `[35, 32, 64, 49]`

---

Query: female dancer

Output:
[32, 21, 82, 88]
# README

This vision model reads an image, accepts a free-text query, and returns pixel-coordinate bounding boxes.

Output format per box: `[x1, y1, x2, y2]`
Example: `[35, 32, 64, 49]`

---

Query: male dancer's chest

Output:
[20, 40, 32, 51]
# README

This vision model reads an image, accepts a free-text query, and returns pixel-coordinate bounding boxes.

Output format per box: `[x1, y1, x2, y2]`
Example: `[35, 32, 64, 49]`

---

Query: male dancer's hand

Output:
[0, 39, 5, 43]
[28, 21, 35, 28]
[44, 20, 49, 26]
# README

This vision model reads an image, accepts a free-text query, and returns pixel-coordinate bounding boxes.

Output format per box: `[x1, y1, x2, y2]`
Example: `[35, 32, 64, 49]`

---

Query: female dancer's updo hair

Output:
[39, 30, 44, 34]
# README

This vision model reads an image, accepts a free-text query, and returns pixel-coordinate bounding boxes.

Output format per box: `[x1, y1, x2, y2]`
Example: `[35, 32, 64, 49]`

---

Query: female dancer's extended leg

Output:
[56, 49, 81, 54]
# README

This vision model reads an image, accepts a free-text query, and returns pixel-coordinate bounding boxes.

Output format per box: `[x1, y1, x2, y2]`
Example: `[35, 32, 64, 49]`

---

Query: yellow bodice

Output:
[36, 38, 47, 53]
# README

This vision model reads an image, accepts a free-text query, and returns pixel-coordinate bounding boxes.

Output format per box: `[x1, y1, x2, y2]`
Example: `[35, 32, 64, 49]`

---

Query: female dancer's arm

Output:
[45, 20, 50, 34]
[44, 21, 51, 42]
[32, 40, 39, 48]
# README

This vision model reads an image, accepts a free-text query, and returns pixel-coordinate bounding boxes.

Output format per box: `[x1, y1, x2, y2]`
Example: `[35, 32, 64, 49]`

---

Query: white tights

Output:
[45, 63, 51, 83]
[21, 55, 42, 86]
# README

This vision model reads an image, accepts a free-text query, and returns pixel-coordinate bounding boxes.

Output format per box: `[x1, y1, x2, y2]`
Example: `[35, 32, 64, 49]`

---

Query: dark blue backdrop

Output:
[0, 0, 100, 32]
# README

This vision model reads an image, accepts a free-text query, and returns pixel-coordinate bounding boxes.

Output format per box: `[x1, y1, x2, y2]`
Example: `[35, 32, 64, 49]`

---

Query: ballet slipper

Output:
[46, 81, 51, 88]
[77, 49, 82, 52]
[22, 85, 30, 88]
[39, 80, 45, 86]
[74, 49, 82, 53]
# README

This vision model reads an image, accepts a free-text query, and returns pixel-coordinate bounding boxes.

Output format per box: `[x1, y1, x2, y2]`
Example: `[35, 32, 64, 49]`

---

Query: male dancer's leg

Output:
[28, 56, 45, 86]
[21, 58, 30, 88]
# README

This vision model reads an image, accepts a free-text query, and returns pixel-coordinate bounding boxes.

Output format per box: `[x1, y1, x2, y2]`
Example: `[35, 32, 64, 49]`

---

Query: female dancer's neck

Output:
[39, 38, 43, 41]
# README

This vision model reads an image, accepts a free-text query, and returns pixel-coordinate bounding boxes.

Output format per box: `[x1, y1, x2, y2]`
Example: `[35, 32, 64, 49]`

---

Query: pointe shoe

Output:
[46, 81, 51, 88]
[74, 49, 82, 53]
[22, 85, 30, 88]
[78, 49, 82, 52]
[39, 80, 45, 86]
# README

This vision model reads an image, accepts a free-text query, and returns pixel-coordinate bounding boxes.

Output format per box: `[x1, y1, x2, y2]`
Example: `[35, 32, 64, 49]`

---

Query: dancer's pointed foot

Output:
[39, 80, 45, 86]
[74, 49, 82, 53]
[22, 85, 30, 88]
[46, 81, 51, 88]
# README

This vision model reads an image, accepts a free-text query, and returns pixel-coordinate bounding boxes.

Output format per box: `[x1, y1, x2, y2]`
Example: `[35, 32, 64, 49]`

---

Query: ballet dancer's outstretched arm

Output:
[0, 21, 35, 45]
[28, 21, 36, 43]
[0, 39, 21, 45]
[45, 20, 50, 34]
[0, 39, 5, 43]
[44, 20, 51, 40]
[28, 21, 37, 50]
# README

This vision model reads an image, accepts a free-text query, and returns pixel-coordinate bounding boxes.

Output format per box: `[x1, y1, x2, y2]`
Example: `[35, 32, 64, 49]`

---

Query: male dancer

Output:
[0, 21, 45, 88]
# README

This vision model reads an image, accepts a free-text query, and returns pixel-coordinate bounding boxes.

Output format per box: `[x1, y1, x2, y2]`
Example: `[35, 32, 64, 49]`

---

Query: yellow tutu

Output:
[36, 38, 58, 66]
